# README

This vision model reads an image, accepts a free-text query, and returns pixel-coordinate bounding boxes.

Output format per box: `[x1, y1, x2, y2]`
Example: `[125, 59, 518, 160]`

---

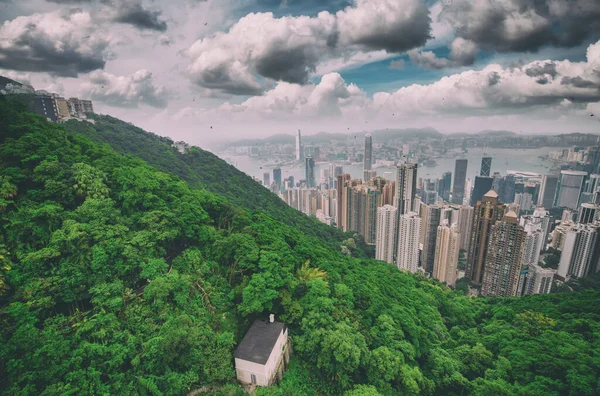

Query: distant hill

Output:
[477, 129, 520, 136]
[221, 127, 443, 148]
[61, 113, 370, 254]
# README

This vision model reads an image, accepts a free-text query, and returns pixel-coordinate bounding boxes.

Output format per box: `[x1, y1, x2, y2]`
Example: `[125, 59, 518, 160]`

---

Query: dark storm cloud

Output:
[440, 0, 600, 66]
[561, 76, 599, 89]
[535, 77, 549, 85]
[487, 71, 500, 86]
[190, 64, 264, 96]
[254, 44, 320, 84]
[525, 62, 557, 78]
[0, 12, 109, 77]
[112, 1, 168, 32]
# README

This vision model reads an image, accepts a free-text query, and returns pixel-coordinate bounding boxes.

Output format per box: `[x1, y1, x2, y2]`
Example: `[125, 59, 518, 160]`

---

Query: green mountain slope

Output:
[61, 114, 371, 256]
[1, 97, 599, 395]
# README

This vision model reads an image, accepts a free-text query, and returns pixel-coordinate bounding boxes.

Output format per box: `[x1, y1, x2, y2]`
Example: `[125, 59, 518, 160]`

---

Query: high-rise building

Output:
[382, 181, 395, 206]
[481, 211, 526, 297]
[578, 203, 600, 224]
[396, 212, 421, 272]
[579, 174, 600, 204]
[556, 170, 588, 209]
[296, 129, 304, 161]
[394, 163, 418, 215]
[514, 192, 533, 212]
[336, 174, 351, 229]
[466, 190, 506, 285]
[363, 134, 372, 172]
[438, 171, 452, 202]
[421, 203, 444, 273]
[470, 176, 494, 206]
[557, 223, 600, 280]
[432, 221, 460, 286]
[501, 174, 516, 204]
[452, 159, 468, 204]
[523, 263, 554, 295]
[522, 222, 544, 267]
[538, 173, 559, 208]
[273, 167, 282, 190]
[457, 205, 474, 251]
[480, 157, 492, 177]
[375, 205, 397, 264]
[34, 95, 59, 121]
[263, 172, 270, 187]
[305, 156, 315, 188]
[520, 207, 551, 246]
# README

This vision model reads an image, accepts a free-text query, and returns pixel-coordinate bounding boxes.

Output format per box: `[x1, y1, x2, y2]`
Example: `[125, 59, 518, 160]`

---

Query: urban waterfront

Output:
[223, 146, 565, 184]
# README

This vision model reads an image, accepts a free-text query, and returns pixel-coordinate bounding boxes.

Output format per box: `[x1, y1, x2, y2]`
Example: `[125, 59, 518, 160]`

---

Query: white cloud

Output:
[185, 0, 431, 95]
[80, 69, 169, 108]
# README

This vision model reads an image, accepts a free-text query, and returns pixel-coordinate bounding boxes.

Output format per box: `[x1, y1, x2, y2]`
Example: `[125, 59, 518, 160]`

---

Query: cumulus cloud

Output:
[80, 69, 168, 108]
[389, 59, 405, 70]
[409, 37, 478, 69]
[110, 0, 167, 32]
[435, 0, 600, 67]
[185, 0, 431, 95]
[185, 39, 600, 122]
[0, 10, 111, 76]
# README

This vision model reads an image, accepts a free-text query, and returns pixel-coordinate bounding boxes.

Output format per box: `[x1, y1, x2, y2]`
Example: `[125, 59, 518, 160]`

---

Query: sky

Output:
[1, 0, 600, 147]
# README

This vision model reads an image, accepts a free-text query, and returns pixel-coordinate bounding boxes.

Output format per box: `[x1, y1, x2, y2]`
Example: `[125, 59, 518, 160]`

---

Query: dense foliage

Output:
[1, 98, 599, 395]
[61, 115, 373, 257]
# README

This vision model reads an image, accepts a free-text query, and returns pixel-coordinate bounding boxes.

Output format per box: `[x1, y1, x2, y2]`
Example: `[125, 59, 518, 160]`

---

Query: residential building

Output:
[557, 223, 600, 280]
[432, 221, 460, 286]
[375, 205, 397, 264]
[481, 211, 526, 297]
[421, 203, 444, 273]
[457, 205, 474, 251]
[523, 263, 554, 295]
[514, 192, 534, 212]
[578, 203, 600, 224]
[466, 190, 506, 286]
[396, 212, 421, 272]
[34, 95, 58, 121]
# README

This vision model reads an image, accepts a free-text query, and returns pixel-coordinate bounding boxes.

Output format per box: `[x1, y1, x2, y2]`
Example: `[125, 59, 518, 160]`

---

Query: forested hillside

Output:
[61, 115, 372, 256]
[1, 97, 599, 395]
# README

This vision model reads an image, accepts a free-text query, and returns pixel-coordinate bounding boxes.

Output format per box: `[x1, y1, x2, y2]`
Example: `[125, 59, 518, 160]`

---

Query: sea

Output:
[221, 147, 565, 185]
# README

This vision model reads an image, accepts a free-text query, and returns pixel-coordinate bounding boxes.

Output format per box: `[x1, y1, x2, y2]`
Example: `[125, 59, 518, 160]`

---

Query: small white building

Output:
[233, 317, 290, 387]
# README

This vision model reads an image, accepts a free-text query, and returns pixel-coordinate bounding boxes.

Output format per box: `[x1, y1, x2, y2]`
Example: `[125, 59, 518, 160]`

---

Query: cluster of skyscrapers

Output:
[267, 132, 600, 296]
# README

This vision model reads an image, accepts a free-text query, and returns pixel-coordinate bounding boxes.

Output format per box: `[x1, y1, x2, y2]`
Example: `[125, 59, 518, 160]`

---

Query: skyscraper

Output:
[273, 167, 282, 190]
[296, 129, 304, 161]
[514, 193, 533, 212]
[263, 172, 270, 187]
[556, 170, 588, 209]
[522, 222, 544, 267]
[336, 174, 351, 229]
[394, 163, 418, 215]
[481, 211, 526, 297]
[578, 203, 600, 224]
[538, 173, 559, 208]
[466, 190, 506, 285]
[363, 133, 372, 172]
[432, 221, 460, 286]
[438, 171, 452, 202]
[470, 176, 494, 206]
[557, 223, 600, 280]
[375, 205, 397, 264]
[305, 156, 315, 188]
[452, 159, 468, 204]
[523, 263, 554, 295]
[457, 205, 474, 251]
[421, 203, 444, 273]
[480, 157, 492, 177]
[396, 212, 421, 272]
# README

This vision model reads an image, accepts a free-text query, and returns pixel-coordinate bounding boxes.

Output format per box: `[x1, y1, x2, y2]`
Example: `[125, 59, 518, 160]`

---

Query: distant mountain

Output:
[477, 129, 520, 136]
[221, 127, 443, 148]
